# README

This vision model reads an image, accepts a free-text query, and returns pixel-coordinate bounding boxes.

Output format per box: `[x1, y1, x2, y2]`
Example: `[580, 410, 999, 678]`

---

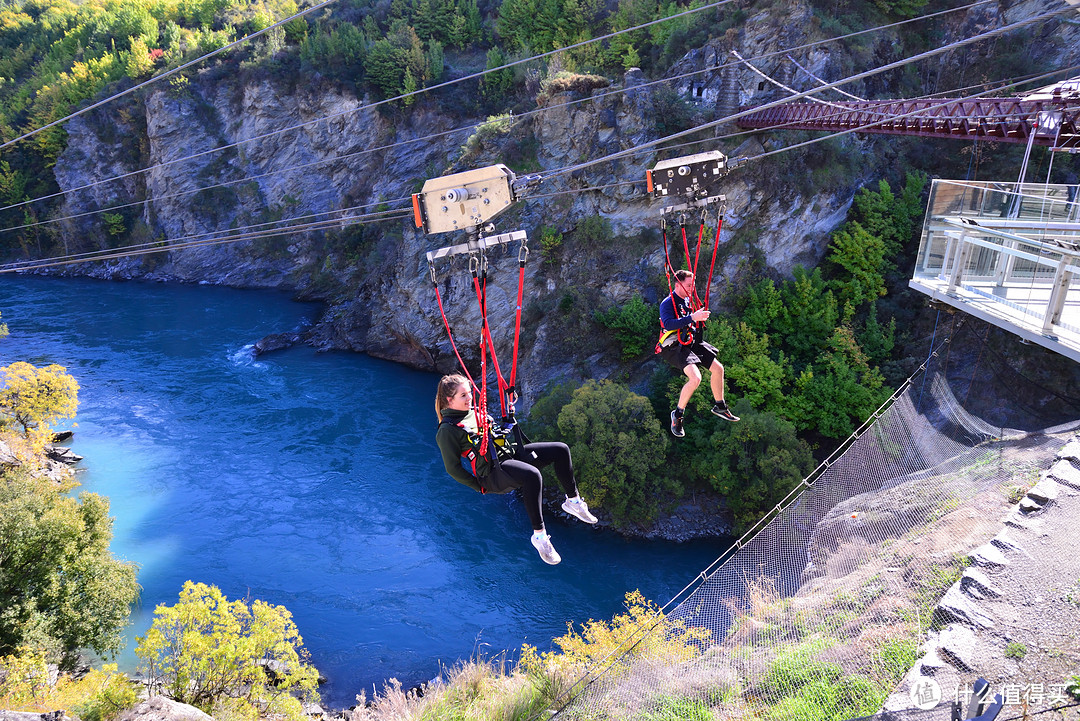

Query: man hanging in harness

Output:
[658, 269, 739, 437]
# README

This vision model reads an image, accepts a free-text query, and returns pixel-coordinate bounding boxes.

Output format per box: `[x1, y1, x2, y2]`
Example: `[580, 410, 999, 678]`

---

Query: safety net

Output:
[554, 345, 1080, 721]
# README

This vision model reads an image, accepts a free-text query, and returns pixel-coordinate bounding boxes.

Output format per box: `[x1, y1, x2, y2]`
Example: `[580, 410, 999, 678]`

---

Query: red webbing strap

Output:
[470, 268, 491, 456]
[478, 272, 509, 419]
[679, 222, 694, 275]
[662, 221, 674, 293]
[703, 214, 725, 309]
[508, 256, 526, 389]
[692, 221, 705, 280]
[431, 272, 475, 389]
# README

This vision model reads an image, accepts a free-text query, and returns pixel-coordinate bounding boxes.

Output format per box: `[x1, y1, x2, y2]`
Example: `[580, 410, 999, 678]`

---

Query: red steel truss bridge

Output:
[736, 79, 1080, 151]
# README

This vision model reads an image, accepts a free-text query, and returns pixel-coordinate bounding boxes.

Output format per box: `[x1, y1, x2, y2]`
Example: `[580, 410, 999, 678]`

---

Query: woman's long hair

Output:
[435, 374, 470, 422]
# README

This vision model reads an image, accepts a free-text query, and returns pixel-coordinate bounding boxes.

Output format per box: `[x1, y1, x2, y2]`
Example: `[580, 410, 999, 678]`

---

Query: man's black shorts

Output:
[660, 340, 719, 370]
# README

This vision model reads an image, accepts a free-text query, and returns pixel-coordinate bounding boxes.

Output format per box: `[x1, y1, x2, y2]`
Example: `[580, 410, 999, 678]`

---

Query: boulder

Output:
[1055, 438, 1080, 463]
[970, 543, 1009, 567]
[253, 332, 303, 356]
[1048, 459, 1080, 489]
[936, 584, 994, 628]
[46, 445, 83, 464]
[961, 568, 1002, 599]
[1019, 497, 1044, 514]
[936, 624, 977, 671]
[116, 696, 213, 721]
[0, 713, 71, 721]
[1026, 479, 1059, 505]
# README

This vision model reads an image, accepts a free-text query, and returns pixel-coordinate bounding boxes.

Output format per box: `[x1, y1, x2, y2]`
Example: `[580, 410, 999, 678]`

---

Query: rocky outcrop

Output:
[42, 0, 887, 397]
[884, 436, 1080, 715]
[44, 0, 1080, 402]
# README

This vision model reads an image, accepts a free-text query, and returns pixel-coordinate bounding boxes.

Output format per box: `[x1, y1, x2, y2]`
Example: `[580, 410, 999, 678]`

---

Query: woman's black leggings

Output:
[488, 442, 579, 531]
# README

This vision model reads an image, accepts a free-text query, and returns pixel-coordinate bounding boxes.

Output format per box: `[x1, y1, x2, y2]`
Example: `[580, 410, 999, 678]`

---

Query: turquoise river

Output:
[0, 275, 727, 707]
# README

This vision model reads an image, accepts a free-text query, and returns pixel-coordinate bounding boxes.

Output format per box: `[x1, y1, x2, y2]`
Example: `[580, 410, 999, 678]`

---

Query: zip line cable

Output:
[0, 199, 411, 271]
[6, 14, 1072, 269]
[5, 63, 1064, 273]
[0, 208, 412, 273]
[0, 0, 1006, 232]
[0, 0, 993, 222]
[0, 0, 343, 154]
[7, 54, 1068, 274]
[0, 58, 1053, 240]
[0, 0, 998, 223]
[0, 0, 744, 217]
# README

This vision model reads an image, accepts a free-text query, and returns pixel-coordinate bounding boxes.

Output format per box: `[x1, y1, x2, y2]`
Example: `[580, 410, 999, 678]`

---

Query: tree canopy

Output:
[0, 468, 139, 665]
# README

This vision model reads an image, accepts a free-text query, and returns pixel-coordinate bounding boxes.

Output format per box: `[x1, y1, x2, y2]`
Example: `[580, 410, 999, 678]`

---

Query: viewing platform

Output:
[909, 180, 1080, 363]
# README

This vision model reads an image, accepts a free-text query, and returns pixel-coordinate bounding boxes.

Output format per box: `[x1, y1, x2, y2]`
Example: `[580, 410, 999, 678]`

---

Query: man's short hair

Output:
[674, 269, 693, 282]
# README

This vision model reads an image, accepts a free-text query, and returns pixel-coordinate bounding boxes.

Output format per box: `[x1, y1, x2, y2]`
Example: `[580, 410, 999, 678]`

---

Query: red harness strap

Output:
[663, 207, 726, 344]
[470, 265, 493, 456]
[432, 274, 475, 389]
[430, 236, 532, 444]
[702, 212, 725, 309]
[507, 243, 527, 396]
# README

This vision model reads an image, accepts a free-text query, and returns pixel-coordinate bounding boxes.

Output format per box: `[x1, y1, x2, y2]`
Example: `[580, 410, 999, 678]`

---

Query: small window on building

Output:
[695, 85, 704, 98]
[758, 81, 766, 91]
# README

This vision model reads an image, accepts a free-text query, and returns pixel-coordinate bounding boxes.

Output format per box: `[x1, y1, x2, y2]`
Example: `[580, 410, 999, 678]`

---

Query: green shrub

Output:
[0, 440, 138, 665]
[461, 113, 515, 159]
[574, 215, 613, 246]
[762, 639, 886, 721]
[556, 380, 673, 526]
[642, 696, 714, 721]
[1004, 642, 1027, 660]
[538, 225, 562, 265]
[0, 653, 136, 721]
[684, 399, 813, 533]
[70, 665, 139, 721]
[595, 295, 655, 360]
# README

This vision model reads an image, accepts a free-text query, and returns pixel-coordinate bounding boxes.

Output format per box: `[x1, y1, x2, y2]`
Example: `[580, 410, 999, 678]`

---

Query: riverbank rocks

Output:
[46, 445, 83, 465]
[615, 494, 734, 541]
[0, 438, 78, 484]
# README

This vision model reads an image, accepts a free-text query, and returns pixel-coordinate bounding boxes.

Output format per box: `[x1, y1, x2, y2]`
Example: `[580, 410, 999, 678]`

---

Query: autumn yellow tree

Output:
[0, 362, 79, 452]
[136, 582, 320, 720]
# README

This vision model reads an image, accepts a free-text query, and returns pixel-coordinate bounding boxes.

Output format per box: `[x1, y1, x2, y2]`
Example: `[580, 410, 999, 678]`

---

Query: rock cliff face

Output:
[45, 0, 1080, 400]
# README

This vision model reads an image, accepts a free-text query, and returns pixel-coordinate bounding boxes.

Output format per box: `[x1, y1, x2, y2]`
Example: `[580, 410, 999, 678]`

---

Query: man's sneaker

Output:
[531, 533, 561, 565]
[711, 402, 740, 422]
[562, 497, 598, 524]
[670, 410, 685, 437]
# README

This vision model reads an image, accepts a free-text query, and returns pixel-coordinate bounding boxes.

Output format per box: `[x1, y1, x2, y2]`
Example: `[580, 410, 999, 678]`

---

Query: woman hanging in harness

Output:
[434, 374, 597, 565]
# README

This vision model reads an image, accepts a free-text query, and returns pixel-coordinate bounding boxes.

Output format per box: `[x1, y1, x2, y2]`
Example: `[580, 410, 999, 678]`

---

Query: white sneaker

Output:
[562, 497, 598, 524]
[531, 533, 561, 565]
